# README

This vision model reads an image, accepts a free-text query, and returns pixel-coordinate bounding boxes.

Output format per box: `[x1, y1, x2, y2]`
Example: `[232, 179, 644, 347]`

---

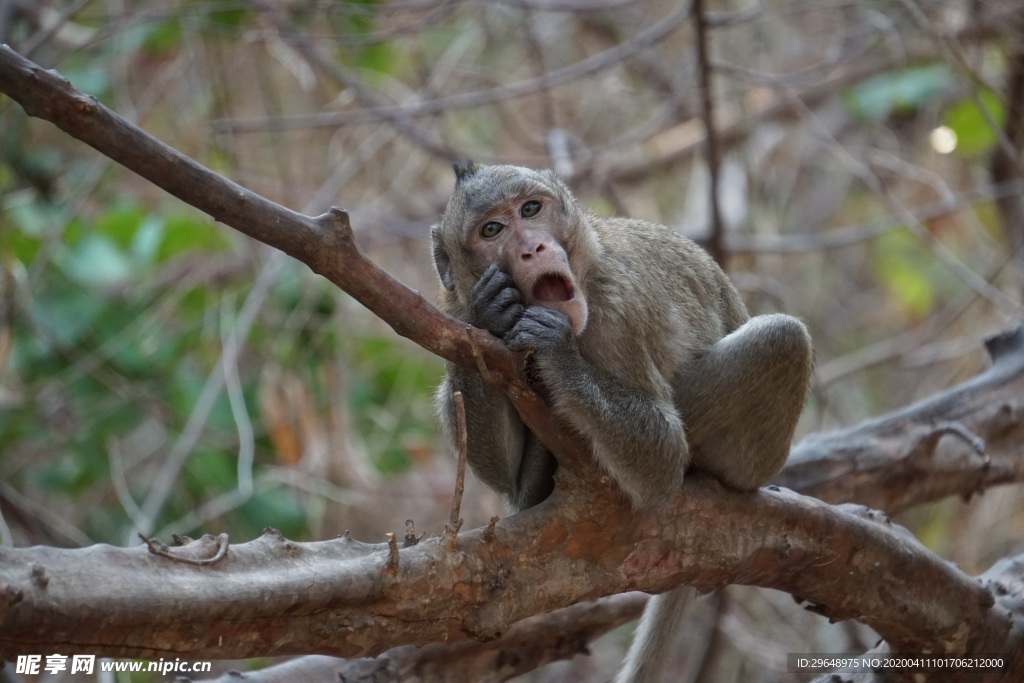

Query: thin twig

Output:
[467, 327, 493, 382]
[212, 2, 695, 134]
[728, 180, 1024, 255]
[384, 532, 400, 574]
[253, 0, 455, 161]
[484, 516, 500, 542]
[693, 0, 725, 266]
[445, 391, 468, 548]
[784, 90, 1021, 316]
[137, 532, 230, 566]
[989, 38, 1024, 281]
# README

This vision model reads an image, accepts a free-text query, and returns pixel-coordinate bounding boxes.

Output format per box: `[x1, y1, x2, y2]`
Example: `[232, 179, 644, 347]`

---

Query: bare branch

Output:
[778, 327, 1024, 513]
[693, 0, 725, 266]
[0, 477, 1017, 664]
[594, 3, 1022, 185]
[211, 3, 694, 134]
[253, 1, 456, 161]
[444, 391, 468, 547]
[990, 39, 1024, 283]
[201, 594, 646, 683]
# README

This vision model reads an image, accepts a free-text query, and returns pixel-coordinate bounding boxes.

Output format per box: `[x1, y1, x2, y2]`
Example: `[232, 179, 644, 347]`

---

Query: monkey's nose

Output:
[521, 243, 547, 259]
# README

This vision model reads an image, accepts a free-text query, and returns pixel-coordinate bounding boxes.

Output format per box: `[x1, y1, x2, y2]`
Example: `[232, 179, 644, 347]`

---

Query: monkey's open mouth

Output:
[533, 274, 574, 302]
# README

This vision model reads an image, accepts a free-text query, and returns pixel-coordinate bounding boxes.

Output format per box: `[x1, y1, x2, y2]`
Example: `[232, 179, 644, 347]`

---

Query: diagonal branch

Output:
[0, 43, 593, 481]
[778, 326, 1024, 512]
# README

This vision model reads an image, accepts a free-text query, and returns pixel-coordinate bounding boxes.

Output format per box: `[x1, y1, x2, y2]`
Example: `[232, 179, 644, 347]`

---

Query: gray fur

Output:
[431, 164, 813, 681]
[616, 588, 697, 683]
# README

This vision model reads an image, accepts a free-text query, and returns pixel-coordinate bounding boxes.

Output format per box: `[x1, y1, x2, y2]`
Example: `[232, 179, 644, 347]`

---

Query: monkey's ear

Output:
[431, 226, 456, 291]
[453, 161, 479, 184]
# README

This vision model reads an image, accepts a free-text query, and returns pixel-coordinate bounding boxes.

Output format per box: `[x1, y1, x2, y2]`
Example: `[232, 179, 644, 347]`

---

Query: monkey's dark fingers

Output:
[471, 269, 525, 337]
[523, 306, 571, 329]
[505, 306, 573, 352]
[477, 301, 525, 338]
[472, 263, 514, 301]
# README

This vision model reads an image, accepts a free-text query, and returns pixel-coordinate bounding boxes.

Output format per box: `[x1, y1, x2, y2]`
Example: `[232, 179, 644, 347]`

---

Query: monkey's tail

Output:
[615, 586, 697, 683]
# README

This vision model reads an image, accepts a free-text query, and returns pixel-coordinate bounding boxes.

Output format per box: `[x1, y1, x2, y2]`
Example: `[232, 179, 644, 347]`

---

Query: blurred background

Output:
[1, 0, 1023, 680]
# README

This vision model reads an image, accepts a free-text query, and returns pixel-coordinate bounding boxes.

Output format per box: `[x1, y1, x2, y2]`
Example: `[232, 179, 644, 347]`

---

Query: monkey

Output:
[430, 163, 813, 682]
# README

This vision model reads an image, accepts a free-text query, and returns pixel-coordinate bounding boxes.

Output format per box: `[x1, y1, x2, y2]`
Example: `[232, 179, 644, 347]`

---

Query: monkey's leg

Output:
[512, 433, 557, 511]
[675, 313, 813, 490]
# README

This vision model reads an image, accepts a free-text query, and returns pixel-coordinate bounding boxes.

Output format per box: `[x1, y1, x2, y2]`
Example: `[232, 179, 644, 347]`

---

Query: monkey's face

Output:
[432, 165, 590, 335]
[466, 192, 588, 334]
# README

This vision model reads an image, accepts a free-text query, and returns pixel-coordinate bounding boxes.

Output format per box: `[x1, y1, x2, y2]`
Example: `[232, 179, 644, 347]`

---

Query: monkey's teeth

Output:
[533, 274, 574, 302]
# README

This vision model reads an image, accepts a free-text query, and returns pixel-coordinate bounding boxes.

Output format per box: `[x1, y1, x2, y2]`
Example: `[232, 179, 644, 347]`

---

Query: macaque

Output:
[431, 163, 812, 682]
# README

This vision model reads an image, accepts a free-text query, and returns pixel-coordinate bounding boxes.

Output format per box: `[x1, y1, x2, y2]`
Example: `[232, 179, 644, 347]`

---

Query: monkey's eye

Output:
[480, 222, 504, 239]
[520, 200, 541, 218]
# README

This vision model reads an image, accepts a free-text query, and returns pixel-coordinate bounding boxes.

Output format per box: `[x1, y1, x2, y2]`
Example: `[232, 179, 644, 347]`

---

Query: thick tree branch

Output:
[201, 595, 647, 683]
[1, 479, 1018, 672]
[807, 550, 1024, 683]
[777, 326, 1024, 512]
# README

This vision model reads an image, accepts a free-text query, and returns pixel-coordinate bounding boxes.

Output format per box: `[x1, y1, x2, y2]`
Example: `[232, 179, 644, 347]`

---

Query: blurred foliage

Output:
[873, 230, 938, 320]
[945, 89, 1005, 157]
[844, 64, 954, 122]
[0, 158, 440, 544]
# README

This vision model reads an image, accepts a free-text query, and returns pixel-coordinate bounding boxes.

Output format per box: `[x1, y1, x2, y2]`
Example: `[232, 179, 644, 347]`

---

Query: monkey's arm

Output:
[437, 365, 521, 499]
[436, 265, 565, 509]
[507, 308, 688, 508]
[438, 364, 555, 510]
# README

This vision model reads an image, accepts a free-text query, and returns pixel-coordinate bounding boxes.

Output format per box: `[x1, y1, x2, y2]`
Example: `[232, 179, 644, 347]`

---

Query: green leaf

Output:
[55, 235, 133, 286]
[131, 215, 166, 265]
[205, 2, 250, 29]
[157, 212, 231, 260]
[873, 231, 935, 319]
[185, 450, 237, 494]
[31, 453, 85, 493]
[142, 19, 183, 55]
[58, 62, 111, 99]
[4, 190, 63, 238]
[358, 42, 395, 76]
[844, 64, 953, 121]
[95, 205, 148, 249]
[239, 490, 307, 538]
[944, 90, 1005, 156]
[32, 285, 105, 346]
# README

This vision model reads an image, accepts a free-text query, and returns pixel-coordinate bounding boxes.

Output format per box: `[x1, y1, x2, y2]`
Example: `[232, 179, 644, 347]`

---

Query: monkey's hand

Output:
[470, 264, 526, 338]
[505, 306, 574, 356]
[505, 306, 575, 400]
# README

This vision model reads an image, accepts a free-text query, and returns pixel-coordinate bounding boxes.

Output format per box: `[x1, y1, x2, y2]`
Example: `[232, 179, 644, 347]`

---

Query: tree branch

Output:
[692, 0, 725, 266]
[0, 477, 1018, 669]
[200, 595, 647, 683]
[777, 326, 1024, 513]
